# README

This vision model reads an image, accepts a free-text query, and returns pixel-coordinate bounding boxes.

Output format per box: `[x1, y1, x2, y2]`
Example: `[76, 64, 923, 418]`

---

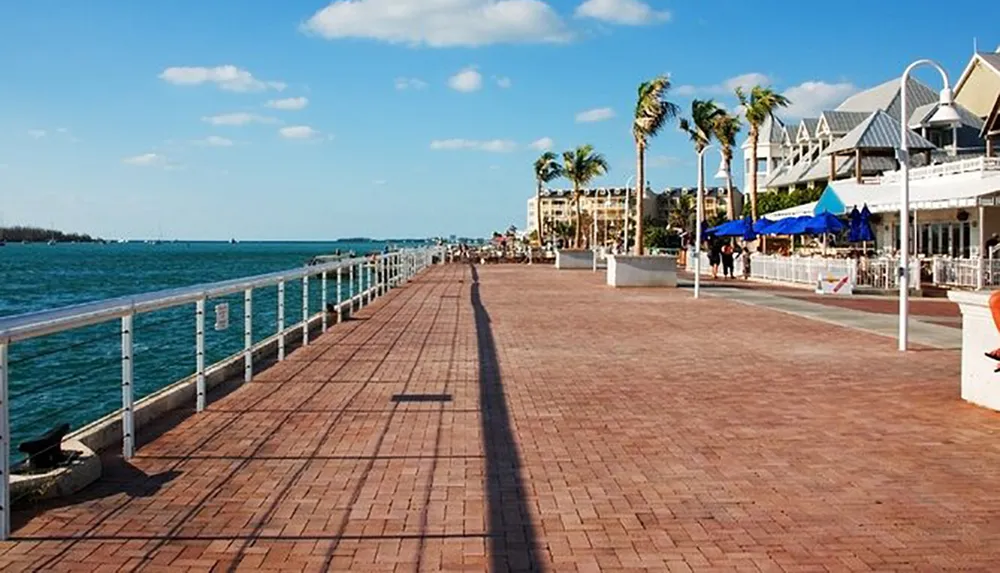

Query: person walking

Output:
[708, 240, 722, 279]
[721, 243, 735, 279]
[741, 245, 753, 279]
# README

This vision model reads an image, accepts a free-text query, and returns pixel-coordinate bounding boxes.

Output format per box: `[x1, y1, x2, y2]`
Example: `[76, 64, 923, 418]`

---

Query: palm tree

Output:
[736, 85, 790, 220]
[679, 99, 724, 220]
[667, 195, 696, 234]
[633, 76, 679, 255]
[562, 145, 609, 248]
[533, 152, 563, 250]
[711, 112, 742, 220]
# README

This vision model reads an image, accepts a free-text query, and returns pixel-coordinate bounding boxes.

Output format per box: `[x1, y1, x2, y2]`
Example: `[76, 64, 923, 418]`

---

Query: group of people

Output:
[707, 240, 753, 280]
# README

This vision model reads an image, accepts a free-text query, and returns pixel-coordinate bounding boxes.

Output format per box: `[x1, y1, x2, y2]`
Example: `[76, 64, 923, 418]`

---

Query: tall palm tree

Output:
[668, 195, 696, 234]
[679, 99, 724, 220]
[562, 145, 609, 248]
[711, 112, 742, 220]
[736, 85, 790, 220]
[533, 151, 563, 250]
[633, 76, 680, 255]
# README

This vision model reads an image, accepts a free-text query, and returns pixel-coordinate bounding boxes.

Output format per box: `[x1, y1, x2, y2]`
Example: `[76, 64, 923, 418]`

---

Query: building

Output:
[764, 46, 1000, 261]
[742, 66, 987, 194]
[526, 187, 657, 237]
[658, 186, 743, 221]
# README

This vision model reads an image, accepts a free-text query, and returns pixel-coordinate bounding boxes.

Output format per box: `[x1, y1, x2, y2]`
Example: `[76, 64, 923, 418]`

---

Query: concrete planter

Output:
[555, 249, 594, 270]
[949, 291, 1000, 411]
[606, 255, 677, 288]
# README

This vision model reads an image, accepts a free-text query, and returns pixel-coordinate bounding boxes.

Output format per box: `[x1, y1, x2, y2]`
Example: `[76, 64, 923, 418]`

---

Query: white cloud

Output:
[529, 137, 554, 151]
[495, 76, 512, 88]
[575, 0, 670, 25]
[395, 77, 428, 90]
[448, 67, 483, 92]
[781, 81, 859, 119]
[675, 73, 772, 97]
[301, 0, 571, 47]
[279, 125, 322, 139]
[27, 129, 46, 139]
[159, 65, 286, 92]
[648, 155, 683, 168]
[373, 179, 387, 185]
[55, 127, 69, 134]
[266, 96, 309, 110]
[575, 107, 615, 123]
[202, 112, 277, 126]
[122, 153, 166, 167]
[194, 135, 234, 147]
[430, 139, 516, 152]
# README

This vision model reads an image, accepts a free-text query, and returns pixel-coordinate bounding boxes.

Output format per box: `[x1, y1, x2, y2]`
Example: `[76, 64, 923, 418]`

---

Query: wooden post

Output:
[830, 152, 836, 181]
[855, 149, 862, 183]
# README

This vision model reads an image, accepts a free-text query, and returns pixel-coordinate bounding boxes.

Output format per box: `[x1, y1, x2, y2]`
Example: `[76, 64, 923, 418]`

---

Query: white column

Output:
[336, 268, 343, 323]
[321, 271, 328, 331]
[277, 281, 285, 360]
[0, 343, 10, 541]
[243, 289, 253, 382]
[301, 276, 309, 345]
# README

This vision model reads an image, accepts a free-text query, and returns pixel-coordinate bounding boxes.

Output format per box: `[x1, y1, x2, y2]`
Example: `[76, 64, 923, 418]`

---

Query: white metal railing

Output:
[685, 250, 920, 289]
[880, 156, 1000, 184]
[932, 257, 1000, 289]
[0, 246, 443, 540]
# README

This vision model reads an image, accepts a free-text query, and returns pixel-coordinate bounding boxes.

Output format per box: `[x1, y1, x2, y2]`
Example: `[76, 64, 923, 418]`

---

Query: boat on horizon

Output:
[230, 238, 238, 244]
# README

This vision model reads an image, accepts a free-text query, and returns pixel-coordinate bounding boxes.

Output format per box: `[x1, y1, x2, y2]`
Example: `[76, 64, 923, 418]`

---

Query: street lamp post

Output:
[693, 146, 729, 299]
[897, 59, 961, 351]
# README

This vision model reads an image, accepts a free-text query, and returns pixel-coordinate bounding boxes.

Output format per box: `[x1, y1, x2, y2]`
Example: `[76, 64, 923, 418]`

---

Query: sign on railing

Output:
[213, 303, 229, 331]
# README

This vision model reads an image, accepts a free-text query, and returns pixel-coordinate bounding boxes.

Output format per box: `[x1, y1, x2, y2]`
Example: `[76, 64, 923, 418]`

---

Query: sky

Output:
[1, 0, 998, 240]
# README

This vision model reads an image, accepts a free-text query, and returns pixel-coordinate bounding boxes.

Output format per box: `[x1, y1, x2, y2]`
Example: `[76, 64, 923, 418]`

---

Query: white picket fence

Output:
[684, 250, 920, 290]
[932, 257, 1000, 289]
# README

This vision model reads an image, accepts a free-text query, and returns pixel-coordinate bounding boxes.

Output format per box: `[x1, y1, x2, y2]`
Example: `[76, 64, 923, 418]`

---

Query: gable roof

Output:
[983, 93, 1000, 137]
[908, 101, 984, 130]
[955, 52, 1000, 97]
[796, 118, 819, 142]
[757, 114, 787, 145]
[817, 111, 871, 136]
[836, 76, 938, 121]
[825, 110, 936, 155]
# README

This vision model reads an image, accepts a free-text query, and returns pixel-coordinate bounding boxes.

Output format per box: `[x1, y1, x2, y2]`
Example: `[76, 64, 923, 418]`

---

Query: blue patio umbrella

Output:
[741, 216, 757, 241]
[803, 211, 846, 235]
[858, 205, 874, 242]
[753, 217, 778, 234]
[707, 218, 756, 238]
[766, 216, 811, 235]
[847, 207, 862, 242]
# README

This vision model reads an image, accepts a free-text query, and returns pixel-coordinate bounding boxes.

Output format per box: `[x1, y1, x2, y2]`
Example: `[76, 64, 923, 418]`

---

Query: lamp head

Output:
[928, 88, 962, 126]
[713, 157, 729, 180]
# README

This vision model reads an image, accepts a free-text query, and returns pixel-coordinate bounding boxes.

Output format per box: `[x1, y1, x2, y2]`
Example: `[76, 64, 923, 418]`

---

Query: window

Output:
[756, 158, 768, 173]
[928, 129, 954, 148]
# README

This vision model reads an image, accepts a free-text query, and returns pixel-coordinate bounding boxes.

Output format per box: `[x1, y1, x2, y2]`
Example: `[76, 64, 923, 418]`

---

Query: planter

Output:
[606, 255, 677, 288]
[949, 291, 1000, 411]
[555, 249, 594, 270]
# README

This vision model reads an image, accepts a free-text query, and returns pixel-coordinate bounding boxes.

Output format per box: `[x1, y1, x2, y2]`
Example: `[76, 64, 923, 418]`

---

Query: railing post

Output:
[367, 261, 374, 304]
[978, 257, 986, 291]
[0, 342, 10, 541]
[302, 275, 310, 345]
[321, 271, 328, 331]
[120, 314, 135, 459]
[244, 288, 253, 382]
[336, 267, 343, 323]
[277, 281, 285, 361]
[349, 263, 355, 310]
[195, 299, 206, 412]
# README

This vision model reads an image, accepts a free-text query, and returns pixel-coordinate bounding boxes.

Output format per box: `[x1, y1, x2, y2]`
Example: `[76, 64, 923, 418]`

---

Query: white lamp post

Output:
[623, 176, 634, 253]
[897, 60, 961, 351]
[693, 146, 729, 299]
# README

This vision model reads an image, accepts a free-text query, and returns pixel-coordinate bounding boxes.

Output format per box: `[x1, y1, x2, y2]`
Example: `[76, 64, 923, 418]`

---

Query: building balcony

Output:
[879, 156, 1000, 185]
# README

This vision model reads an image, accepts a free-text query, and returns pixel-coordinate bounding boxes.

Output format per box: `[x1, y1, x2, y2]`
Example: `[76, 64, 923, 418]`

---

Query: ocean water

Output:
[0, 240, 398, 462]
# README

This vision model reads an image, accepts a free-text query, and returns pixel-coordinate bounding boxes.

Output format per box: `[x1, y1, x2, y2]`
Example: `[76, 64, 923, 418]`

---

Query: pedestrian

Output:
[721, 243, 735, 278]
[741, 245, 752, 279]
[708, 240, 722, 279]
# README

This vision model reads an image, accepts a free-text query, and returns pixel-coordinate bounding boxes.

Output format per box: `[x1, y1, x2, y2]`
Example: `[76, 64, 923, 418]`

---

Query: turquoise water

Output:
[0, 240, 397, 462]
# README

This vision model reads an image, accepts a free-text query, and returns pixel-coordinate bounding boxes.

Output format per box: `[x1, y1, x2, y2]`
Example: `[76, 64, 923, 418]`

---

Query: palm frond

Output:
[633, 75, 679, 143]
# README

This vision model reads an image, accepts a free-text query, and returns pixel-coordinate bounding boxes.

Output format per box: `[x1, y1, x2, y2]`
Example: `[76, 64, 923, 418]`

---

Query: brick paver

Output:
[4, 264, 1000, 571]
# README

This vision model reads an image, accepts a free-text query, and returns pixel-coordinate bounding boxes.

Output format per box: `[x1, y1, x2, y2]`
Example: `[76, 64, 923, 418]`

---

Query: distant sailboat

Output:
[230, 238, 238, 244]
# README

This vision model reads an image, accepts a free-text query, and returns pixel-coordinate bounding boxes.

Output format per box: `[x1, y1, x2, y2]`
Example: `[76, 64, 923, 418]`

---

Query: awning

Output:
[818, 173, 1000, 215]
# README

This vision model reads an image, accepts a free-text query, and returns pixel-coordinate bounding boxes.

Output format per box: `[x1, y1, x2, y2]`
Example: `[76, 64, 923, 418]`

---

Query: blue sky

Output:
[0, 0, 997, 240]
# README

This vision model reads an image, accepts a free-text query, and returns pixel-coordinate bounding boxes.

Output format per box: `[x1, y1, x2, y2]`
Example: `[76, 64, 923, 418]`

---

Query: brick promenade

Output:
[3, 264, 1000, 571]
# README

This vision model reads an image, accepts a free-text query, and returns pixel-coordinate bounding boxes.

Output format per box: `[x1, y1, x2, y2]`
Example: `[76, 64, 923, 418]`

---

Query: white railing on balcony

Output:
[880, 156, 1000, 185]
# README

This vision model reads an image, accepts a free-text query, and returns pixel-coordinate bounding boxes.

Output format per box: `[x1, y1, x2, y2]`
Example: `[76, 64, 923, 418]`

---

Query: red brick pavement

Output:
[4, 264, 1000, 571]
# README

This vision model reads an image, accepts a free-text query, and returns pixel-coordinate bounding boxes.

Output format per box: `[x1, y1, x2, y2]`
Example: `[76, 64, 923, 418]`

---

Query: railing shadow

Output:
[469, 265, 542, 571]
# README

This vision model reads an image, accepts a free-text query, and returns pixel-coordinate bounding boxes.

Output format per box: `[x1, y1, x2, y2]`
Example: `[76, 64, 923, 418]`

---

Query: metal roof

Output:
[825, 110, 936, 155]
[836, 76, 938, 121]
[980, 52, 1000, 73]
[817, 111, 870, 136]
[908, 101, 984, 130]
[797, 118, 819, 142]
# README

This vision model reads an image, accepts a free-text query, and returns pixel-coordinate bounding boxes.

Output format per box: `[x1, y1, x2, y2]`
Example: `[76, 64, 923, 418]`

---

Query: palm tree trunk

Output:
[750, 130, 759, 221]
[726, 161, 735, 220]
[635, 141, 645, 256]
[574, 188, 582, 249]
